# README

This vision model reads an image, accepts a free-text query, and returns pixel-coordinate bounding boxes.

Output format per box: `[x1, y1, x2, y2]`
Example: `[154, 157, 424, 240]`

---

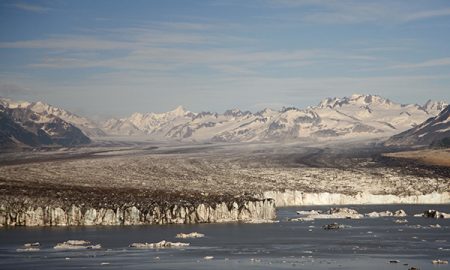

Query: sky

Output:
[1, 0, 450, 118]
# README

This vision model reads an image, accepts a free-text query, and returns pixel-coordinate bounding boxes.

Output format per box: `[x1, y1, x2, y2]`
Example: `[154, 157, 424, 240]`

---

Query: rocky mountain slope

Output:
[0, 98, 105, 137]
[103, 94, 447, 142]
[0, 104, 90, 149]
[385, 105, 450, 147]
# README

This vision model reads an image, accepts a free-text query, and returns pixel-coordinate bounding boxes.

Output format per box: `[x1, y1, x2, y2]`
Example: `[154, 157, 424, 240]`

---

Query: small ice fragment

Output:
[176, 232, 205, 239]
[432, 259, 448, 264]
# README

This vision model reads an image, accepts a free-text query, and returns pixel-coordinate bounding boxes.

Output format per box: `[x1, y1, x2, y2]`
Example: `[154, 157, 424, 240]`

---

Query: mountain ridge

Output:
[101, 94, 448, 142]
[0, 103, 91, 149]
[0, 98, 106, 137]
[385, 105, 450, 147]
[1, 94, 447, 143]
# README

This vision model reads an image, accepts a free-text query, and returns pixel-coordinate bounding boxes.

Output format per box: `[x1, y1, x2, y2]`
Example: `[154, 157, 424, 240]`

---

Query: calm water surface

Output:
[1, 204, 449, 270]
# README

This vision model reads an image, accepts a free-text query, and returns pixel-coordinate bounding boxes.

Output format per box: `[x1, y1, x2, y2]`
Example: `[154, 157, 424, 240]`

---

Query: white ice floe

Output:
[129, 240, 189, 249]
[432, 259, 448, 264]
[291, 207, 362, 221]
[394, 219, 408, 224]
[17, 242, 41, 252]
[176, 232, 205, 239]
[54, 240, 101, 250]
[365, 209, 407, 218]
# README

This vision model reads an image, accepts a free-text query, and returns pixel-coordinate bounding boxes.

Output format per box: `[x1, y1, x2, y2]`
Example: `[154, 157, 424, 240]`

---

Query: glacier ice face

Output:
[0, 199, 276, 227]
[262, 190, 450, 207]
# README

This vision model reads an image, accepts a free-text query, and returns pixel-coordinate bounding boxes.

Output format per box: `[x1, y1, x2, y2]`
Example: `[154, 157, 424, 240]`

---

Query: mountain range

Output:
[102, 94, 447, 142]
[0, 94, 448, 148]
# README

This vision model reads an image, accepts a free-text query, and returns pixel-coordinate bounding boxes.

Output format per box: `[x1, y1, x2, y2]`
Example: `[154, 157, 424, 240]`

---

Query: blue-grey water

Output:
[1, 204, 449, 270]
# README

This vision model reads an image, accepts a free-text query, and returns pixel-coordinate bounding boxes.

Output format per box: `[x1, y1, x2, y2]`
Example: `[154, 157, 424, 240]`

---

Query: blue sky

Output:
[1, 0, 450, 117]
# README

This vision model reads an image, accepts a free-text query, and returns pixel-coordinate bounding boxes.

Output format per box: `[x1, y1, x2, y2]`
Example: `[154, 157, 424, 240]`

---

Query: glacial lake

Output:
[1, 204, 449, 270]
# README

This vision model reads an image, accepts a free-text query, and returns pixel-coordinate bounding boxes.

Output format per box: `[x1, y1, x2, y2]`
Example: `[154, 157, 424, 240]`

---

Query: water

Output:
[1, 204, 449, 269]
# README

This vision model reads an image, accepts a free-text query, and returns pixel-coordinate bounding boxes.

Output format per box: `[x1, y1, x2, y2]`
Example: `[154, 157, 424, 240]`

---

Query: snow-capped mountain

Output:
[385, 105, 450, 147]
[0, 103, 90, 148]
[103, 94, 448, 142]
[2, 94, 446, 144]
[102, 106, 196, 137]
[0, 98, 105, 137]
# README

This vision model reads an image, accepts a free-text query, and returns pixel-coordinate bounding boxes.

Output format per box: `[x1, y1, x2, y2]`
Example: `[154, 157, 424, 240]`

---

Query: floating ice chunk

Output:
[365, 209, 407, 218]
[323, 223, 349, 230]
[419, 210, 450, 219]
[54, 240, 101, 250]
[17, 242, 41, 252]
[296, 210, 321, 215]
[394, 210, 407, 216]
[292, 208, 362, 221]
[66, 240, 90, 245]
[432, 259, 448, 264]
[24, 242, 40, 247]
[394, 219, 408, 224]
[129, 240, 189, 249]
[176, 232, 205, 239]
[245, 219, 279, 224]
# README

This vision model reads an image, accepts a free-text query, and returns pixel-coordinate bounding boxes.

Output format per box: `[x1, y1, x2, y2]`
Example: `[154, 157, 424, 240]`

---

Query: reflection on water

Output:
[1, 204, 449, 270]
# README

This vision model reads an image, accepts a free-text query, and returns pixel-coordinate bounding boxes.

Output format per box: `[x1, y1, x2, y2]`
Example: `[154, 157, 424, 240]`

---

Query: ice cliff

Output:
[263, 190, 450, 207]
[0, 199, 275, 227]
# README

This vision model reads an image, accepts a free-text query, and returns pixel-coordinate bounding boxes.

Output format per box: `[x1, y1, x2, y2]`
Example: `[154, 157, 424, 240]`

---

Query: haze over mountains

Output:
[0, 94, 448, 148]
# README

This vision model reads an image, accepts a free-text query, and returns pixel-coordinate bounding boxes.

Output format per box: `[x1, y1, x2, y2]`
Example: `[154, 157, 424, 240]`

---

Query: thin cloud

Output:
[403, 8, 450, 22]
[24, 45, 376, 75]
[157, 22, 213, 31]
[0, 36, 133, 50]
[262, 0, 450, 24]
[389, 57, 450, 70]
[0, 29, 228, 51]
[209, 64, 258, 75]
[12, 2, 50, 13]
